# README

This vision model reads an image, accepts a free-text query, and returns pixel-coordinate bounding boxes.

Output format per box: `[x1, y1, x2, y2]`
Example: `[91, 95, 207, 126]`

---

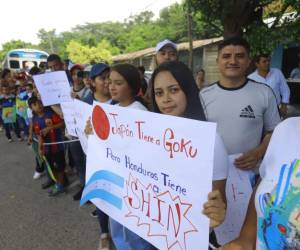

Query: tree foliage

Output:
[66, 40, 114, 64]
[0, 40, 37, 62]
[190, 0, 300, 54]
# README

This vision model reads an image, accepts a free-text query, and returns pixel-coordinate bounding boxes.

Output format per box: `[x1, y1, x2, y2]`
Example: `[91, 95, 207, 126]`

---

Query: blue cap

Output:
[89, 63, 109, 79]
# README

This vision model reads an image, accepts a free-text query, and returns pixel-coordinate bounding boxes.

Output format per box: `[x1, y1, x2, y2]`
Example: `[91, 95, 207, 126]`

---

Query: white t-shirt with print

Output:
[255, 117, 300, 250]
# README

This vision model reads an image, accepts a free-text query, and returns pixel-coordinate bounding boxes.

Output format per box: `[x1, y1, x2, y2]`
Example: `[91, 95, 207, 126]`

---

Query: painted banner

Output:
[81, 102, 217, 250]
[33, 71, 72, 106]
[255, 117, 300, 250]
[215, 154, 254, 244]
[2, 106, 17, 123]
[16, 98, 28, 119]
[73, 99, 92, 154]
[61, 100, 77, 137]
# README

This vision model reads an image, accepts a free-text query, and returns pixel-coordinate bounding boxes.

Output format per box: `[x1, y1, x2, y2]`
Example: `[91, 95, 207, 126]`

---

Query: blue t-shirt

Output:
[32, 109, 64, 154]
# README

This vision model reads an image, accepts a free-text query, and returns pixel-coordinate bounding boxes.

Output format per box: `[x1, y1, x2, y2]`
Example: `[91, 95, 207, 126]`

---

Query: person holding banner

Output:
[83, 63, 113, 250]
[85, 64, 152, 250]
[108, 64, 153, 250]
[150, 60, 228, 249]
[0, 84, 22, 142]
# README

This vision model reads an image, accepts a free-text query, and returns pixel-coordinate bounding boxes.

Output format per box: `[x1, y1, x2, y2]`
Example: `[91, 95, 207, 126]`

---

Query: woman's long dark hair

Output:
[110, 63, 148, 108]
[150, 61, 206, 121]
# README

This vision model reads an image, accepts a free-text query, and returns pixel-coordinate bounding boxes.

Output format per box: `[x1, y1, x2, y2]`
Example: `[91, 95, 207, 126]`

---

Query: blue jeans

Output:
[3, 122, 21, 140]
[109, 218, 130, 250]
[17, 116, 29, 136]
[109, 218, 153, 250]
[68, 140, 86, 185]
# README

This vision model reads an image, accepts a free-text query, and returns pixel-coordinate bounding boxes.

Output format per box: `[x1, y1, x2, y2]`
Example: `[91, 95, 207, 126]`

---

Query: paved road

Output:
[0, 131, 99, 250]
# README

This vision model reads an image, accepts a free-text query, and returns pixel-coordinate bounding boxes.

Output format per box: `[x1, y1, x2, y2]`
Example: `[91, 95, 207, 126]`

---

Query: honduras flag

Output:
[80, 170, 124, 210]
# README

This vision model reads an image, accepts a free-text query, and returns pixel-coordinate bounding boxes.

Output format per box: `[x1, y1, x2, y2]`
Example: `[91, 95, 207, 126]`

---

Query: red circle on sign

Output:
[92, 105, 110, 140]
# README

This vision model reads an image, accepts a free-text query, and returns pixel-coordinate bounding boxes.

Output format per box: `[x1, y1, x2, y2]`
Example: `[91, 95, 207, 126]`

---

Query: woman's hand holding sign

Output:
[203, 190, 226, 228]
[84, 117, 93, 136]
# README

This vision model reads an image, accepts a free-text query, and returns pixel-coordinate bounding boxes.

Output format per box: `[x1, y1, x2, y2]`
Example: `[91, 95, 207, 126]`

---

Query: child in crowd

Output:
[0, 84, 22, 142]
[16, 83, 30, 138]
[150, 61, 228, 248]
[83, 63, 112, 250]
[27, 86, 45, 180]
[28, 96, 67, 197]
[0, 85, 3, 131]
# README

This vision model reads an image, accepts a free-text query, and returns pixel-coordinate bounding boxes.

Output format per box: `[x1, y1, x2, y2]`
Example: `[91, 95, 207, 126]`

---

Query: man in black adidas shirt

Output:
[200, 37, 280, 170]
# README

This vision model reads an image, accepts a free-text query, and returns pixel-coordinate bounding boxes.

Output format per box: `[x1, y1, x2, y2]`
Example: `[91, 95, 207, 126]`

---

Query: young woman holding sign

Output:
[107, 64, 153, 250]
[150, 61, 228, 249]
[85, 64, 153, 250]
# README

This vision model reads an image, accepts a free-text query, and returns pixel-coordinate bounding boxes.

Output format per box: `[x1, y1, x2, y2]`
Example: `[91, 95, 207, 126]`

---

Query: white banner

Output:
[33, 71, 72, 106]
[81, 102, 217, 250]
[215, 154, 254, 245]
[61, 100, 77, 137]
[73, 99, 92, 154]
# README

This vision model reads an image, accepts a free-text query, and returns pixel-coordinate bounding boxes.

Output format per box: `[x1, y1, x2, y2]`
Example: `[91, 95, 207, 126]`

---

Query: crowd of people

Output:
[0, 36, 297, 250]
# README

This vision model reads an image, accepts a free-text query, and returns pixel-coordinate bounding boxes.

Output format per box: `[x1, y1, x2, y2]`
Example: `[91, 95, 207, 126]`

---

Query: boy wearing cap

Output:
[83, 63, 111, 105]
[83, 63, 112, 250]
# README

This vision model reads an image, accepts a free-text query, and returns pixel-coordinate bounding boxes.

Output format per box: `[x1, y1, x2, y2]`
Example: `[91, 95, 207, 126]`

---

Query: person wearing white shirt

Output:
[248, 53, 290, 118]
[290, 61, 300, 79]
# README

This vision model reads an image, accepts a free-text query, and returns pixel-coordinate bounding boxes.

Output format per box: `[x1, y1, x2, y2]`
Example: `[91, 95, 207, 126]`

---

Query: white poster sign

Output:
[81, 103, 217, 250]
[33, 71, 72, 106]
[215, 154, 254, 245]
[61, 100, 77, 137]
[73, 99, 92, 154]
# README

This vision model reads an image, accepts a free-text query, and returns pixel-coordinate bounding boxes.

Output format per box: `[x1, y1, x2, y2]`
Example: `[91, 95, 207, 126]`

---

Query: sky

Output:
[1, 0, 180, 47]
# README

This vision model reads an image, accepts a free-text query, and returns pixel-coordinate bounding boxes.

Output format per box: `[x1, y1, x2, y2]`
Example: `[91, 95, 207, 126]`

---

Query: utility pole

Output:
[187, 0, 193, 71]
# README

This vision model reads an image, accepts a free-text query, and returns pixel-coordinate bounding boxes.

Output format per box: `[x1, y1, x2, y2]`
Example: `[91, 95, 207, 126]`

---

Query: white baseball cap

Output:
[155, 39, 177, 52]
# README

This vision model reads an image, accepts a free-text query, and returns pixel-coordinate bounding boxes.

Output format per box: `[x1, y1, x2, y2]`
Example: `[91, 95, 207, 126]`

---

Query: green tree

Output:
[190, 0, 300, 53]
[66, 40, 113, 64]
[0, 40, 36, 62]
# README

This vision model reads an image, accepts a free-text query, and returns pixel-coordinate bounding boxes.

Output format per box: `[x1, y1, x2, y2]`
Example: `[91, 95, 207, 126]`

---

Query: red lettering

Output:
[135, 121, 145, 139]
[167, 202, 181, 237]
[152, 197, 165, 226]
[163, 128, 198, 158]
[141, 189, 151, 217]
[128, 182, 140, 209]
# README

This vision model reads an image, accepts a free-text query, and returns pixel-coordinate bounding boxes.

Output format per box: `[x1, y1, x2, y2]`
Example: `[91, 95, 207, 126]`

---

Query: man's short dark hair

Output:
[137, 66, 145, 74]
[29, 66, 41, 76]
[28, 96, 40, 108]
[218, 37, 250, 55]
[254, 53, 270, 63]
[47, 54, 62, 63]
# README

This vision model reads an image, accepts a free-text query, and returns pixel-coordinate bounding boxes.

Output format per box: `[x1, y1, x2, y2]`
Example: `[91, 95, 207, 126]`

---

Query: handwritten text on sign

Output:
[33, 71, 72, 106]
[81, 102, 216, 250]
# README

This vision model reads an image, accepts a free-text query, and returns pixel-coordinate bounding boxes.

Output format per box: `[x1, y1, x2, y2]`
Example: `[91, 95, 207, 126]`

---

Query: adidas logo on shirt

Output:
[240, 105, 255, 118]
